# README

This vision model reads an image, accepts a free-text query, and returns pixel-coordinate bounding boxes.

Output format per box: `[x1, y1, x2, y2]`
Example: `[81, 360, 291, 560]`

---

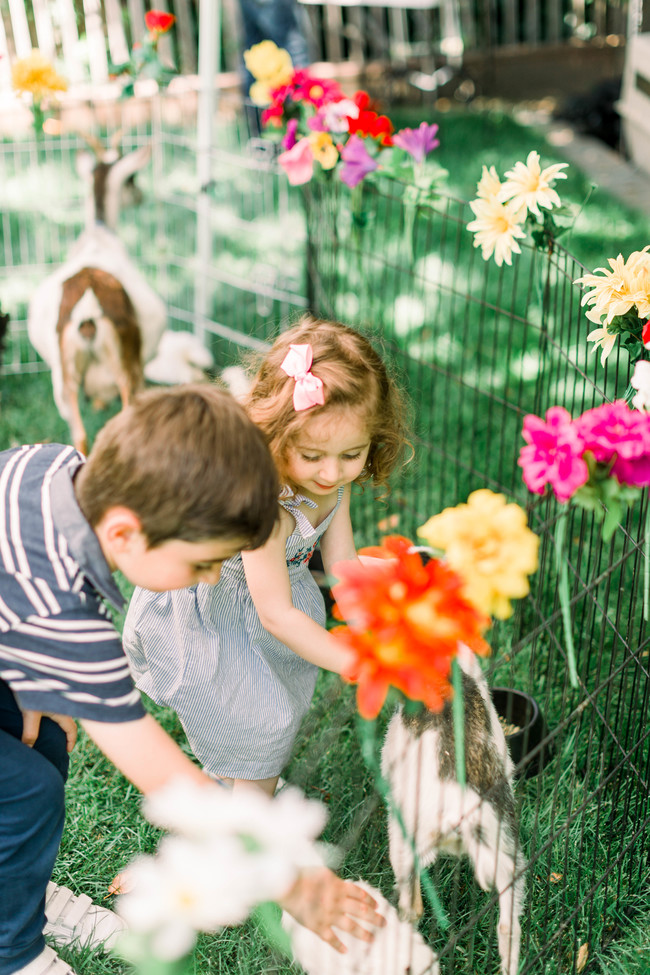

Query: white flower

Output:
[116, 836, 252, 959]
[143, 778, 327, 864]
[467, 196, 527, 267]
[322, 98, 359, 133]
[631, 360, 650, 411]
[475, 164, 502, 202]
[498, 150, 568, 219]
[587, 324, 618, 365]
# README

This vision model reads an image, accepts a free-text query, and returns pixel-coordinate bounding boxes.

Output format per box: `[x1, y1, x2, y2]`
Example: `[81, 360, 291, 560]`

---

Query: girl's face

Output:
[285, 408, 371, 498]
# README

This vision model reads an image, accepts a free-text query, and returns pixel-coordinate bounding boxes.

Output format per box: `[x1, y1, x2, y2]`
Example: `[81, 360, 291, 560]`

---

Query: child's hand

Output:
[279, 866, 385, 952]
[20, 709, 78, 752]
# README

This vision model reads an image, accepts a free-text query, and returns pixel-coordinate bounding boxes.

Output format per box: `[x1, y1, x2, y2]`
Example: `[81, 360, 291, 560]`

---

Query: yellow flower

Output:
[498, 150, 568, 219]
[11, 50, 67, 105]
[575, 247, 650, 325]
[309, 131, 338, 170]
[244, 40, 293, 84]
[418, 489, 539, 620]
[467, 196, 527, 267]
[475, 164, 502, 202]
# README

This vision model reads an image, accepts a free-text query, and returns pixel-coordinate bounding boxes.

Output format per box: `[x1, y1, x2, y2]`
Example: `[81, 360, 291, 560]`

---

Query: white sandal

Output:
[43, 882, 127, 950]
[13, 945, 77, 975]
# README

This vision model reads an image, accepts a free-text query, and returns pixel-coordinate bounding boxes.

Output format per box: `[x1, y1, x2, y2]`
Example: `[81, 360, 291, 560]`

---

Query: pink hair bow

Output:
[280, 343, 325, 412]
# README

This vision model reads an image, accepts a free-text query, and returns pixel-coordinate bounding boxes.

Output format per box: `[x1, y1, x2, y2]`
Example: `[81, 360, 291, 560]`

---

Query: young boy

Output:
[0, 384, 382, 975]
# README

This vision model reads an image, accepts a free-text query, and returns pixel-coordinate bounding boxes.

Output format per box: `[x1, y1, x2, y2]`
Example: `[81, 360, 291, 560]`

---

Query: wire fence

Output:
[1, 98, 649, 974]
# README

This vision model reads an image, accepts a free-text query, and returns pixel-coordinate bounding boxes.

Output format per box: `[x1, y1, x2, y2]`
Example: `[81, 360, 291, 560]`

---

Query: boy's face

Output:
[112, 533, 246, 591]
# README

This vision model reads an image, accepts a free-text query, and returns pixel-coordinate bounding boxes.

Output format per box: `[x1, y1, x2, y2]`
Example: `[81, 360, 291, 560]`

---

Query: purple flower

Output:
[393, 122, 440, 164]
[282, 118, 299, 150]
[339, 135, 378, 188]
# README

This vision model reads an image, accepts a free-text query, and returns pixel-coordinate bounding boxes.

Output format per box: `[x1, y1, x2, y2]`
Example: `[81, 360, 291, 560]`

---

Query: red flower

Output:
[345, 90, 394, 145]
[145, 10, 175, 34]
[643, 319, 650, 348]
[331, 536, 490, 719]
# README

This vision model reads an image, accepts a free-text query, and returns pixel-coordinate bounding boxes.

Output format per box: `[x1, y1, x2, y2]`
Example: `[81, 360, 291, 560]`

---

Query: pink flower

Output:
[277, 137, 314, 185]
[339, 134, 378, 188]
[282, 118, 298, 150]
[518, 407, 589, 502]
[574, 400, 650, 462]
[393, 122, 440, 164]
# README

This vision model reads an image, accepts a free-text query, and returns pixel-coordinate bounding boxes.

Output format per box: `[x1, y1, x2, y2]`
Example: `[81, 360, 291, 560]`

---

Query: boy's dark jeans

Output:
[0, 680, 68, 974]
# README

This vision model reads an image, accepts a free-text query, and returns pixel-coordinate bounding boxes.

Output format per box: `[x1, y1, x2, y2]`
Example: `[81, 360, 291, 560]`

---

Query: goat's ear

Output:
[76, 150, 96, 182]
[111, 145, 153, 185]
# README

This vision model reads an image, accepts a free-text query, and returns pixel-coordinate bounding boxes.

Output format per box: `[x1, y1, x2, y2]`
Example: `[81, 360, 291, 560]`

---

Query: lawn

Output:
[1, 101, 650, 975]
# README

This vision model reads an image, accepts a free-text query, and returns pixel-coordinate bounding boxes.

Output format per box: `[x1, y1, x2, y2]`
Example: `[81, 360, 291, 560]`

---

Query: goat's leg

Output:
[57, 333, 88, 455]
[387, 814, 429, 922]
[495, 857, 525, 975]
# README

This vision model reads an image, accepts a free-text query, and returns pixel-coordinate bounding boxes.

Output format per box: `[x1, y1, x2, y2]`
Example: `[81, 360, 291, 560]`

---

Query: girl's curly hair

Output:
[244, 315, 413, 492]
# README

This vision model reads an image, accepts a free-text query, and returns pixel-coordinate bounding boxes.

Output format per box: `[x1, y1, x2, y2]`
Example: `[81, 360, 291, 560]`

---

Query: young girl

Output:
[122, 316, 411, 797]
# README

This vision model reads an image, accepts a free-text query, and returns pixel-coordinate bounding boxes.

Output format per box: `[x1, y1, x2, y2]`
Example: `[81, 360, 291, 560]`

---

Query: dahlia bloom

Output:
[498, 150, 568, 219]
[518, 406, 589, 502]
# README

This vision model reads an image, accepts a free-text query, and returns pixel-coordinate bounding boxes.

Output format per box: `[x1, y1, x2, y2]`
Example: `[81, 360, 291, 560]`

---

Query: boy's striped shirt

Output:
[0, 443, 144, 721]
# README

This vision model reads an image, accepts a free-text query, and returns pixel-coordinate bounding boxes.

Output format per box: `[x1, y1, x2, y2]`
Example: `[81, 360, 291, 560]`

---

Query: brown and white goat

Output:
[381, 643, 526, 975]
[27, 135, 166, 454]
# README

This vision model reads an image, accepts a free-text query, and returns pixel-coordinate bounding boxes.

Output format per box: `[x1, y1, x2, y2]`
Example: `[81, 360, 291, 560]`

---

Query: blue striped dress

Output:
[123, 488, 343, 779]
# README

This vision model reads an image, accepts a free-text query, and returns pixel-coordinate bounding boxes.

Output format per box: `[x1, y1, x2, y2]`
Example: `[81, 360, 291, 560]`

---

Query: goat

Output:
[282, 879, 440, 975]
[381, 642, 526, 975]
[144, 329, 215, 386]
[27, 133, 166, 454]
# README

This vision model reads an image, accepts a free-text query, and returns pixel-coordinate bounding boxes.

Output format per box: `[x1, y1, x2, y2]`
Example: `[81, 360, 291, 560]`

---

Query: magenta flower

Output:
[518, 407, 589, 502]
[339, 134, 378, 188]
[393, 121, 440, 164]
[282, 118, 298, 150]
[277, 137, 313, 185]
[575, 400, 650, 462]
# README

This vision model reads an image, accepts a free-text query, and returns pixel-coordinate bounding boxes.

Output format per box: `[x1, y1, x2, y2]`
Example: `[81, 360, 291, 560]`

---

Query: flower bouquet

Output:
[466, 152, 572, 267]
[574, 246, 650, 373]
[109, 10, 177, 98]
[11, 50, 67, 142]
[518, 400, 650, 685]
[243, 40, 444, 200]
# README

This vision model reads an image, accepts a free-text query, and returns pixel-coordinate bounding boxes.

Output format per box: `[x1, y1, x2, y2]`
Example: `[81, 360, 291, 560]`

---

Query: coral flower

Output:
[498, 150, 568, 219]
[12, 50, 67, 104]
[467, 196, 527, 267]
[145, 10, 176, 35]
[418, 490, 539, 620]
[277, 137, 314, 185]
[331, 536, 490, 719]
[518, 406, 589, 502]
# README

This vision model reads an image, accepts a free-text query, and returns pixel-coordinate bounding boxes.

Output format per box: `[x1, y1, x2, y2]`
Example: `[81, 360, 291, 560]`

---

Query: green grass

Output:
[2, 103, 650, 974]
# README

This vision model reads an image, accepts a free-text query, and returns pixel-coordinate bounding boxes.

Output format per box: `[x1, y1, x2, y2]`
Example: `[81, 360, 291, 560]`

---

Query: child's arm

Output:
[241, 507, 355, 674]
[318, 484, 359, 573]
[81, 712, 212, 794]
[83, 715, 385, 948]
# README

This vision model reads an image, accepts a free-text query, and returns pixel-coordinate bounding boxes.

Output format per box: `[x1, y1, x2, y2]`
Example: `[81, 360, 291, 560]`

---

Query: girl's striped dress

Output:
[122, 489, 343, 779]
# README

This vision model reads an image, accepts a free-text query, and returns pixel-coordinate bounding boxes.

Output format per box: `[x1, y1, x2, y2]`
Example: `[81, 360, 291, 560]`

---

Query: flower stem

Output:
[356, 716, 449, 931]
[643, 499, 650, 623]
[451, 659, 466, 788]
[555, 508, 579, 688]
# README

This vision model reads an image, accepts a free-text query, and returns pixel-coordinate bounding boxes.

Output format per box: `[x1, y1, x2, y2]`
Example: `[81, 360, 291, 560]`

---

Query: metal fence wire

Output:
[297, 176, 650, 974]
[1, 106, 649, 974]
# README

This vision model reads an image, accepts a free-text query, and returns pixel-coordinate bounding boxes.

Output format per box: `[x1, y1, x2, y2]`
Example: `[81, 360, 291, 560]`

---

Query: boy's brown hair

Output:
[245, 316, 412, 491]
[75, 384, 280, 549]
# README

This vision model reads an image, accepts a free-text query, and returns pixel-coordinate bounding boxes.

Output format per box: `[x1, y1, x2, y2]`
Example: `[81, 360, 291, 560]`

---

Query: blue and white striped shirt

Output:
[0, 443, 144, 722]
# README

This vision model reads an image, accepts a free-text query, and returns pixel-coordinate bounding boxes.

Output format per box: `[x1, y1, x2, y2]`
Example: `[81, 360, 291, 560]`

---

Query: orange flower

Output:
[331, 536, 490, 719]
[145, 10, 175, 34]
